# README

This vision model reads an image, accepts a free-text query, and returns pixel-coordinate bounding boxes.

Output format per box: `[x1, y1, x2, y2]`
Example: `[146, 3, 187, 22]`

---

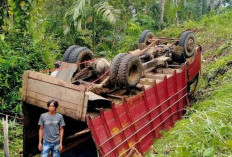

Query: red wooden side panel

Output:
[87, 65, 188, 157]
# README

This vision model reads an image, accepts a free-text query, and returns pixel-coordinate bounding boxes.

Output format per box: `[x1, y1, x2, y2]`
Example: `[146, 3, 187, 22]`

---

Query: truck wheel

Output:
[68, 47, 94, 71]
[109, 53, 127, 85]
[118, 54, 142, 88]
[139, 30, 155, 45]
[63, 45, 80, 62]
[179, 31, 196, 58]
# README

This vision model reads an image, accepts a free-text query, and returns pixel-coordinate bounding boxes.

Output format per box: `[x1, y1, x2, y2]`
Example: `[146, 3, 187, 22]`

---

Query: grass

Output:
[146, 83, 232, 157]
[146, 11, 232, 157]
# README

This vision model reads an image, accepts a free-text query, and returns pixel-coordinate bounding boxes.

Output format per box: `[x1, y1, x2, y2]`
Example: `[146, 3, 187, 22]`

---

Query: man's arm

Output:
[38, 125, 44, 151]
[59, 126, 64, 151]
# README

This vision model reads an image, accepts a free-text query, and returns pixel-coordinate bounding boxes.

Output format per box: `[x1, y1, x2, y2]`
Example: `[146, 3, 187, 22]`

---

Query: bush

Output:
[0, 31, 58, 115]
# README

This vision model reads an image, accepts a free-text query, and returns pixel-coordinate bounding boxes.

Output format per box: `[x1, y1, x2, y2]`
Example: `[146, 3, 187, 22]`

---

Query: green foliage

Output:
[0, 32, 57, 114]
[135, 14, 156, 31]
[4, 0, 32, 31]
[117, 21, 142, 53]
[95, 2, 121, 24]
[0, 0, 60, 115]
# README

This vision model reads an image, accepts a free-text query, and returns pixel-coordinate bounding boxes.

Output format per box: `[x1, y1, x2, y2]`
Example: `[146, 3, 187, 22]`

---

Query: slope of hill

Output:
[146, 11, 232, 157]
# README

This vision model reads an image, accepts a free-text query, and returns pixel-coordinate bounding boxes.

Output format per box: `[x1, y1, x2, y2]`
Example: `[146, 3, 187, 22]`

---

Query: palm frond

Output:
[95, 2, 121, 24]
[65, 0, 91, 22]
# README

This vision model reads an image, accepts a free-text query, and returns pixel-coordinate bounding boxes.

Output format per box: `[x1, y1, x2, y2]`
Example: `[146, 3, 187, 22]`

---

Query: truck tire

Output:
[139, 30, 155, 45]
[68, 47, 94, 71]
[118, 54, 142, 88]
[109, 53, 128, 85]
[63, 45, 79, 62]
[179, 31, 196, 58]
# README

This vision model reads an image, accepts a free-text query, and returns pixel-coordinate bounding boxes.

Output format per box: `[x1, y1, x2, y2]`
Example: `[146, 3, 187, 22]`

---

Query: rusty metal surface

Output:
[55, 62, 78, 82]
[86, 92, 111, 102]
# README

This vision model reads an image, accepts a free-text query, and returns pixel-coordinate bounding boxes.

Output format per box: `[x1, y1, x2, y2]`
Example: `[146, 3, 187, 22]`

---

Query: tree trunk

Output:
[2, 116, 10, 157]
[210, 0, 214, 10]
[202, 0, 207, 15]
[217, 0, 223, 14]
[174, 0, 179, 24]
[199, 0, 203, 17]
[160, 0, 166, 23]
[91, 0, 96, 53]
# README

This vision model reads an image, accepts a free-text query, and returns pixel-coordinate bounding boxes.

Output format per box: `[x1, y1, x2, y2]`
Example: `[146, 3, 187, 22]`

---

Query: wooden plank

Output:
[159, 68, 182, 74]
[27, 79, 85, 105]
[25, 97, 85, 121]
[139, 78, 155, 86]
[60, 87, 85, 105]
[66, 128, 90, 140]
[65, 108, 80, 120]
[26, 96, 50, 110]
[21, 71, 29, 101]
[81, 95, 88, 121]
[26, 91, 80, 110]
[144, 73, 164, 80]
[136, 84, 152, 89]
[151, 73, 172, 79]
[144, 67, 156, 73]
[28, 70, 85, 91]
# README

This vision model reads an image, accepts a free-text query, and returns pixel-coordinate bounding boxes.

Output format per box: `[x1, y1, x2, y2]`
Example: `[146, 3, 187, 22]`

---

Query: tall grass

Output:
[146, 83, 232, 156]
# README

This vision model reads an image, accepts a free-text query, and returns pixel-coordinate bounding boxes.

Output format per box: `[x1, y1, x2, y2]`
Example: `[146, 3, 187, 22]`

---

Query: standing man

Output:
[38, 100, 65, 157]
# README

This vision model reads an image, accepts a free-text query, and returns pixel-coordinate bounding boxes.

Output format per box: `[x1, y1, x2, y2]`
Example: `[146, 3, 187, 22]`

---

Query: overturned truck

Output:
[22, 30, 201, 156]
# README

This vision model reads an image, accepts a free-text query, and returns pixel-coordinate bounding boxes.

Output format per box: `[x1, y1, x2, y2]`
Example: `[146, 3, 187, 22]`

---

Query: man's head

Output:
[47, 100, 59, 112]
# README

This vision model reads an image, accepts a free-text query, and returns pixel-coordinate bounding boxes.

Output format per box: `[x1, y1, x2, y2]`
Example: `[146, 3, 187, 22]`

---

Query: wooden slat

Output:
[139, 78, 155, 86]
[136, 84, 151, 89]
[25, 97, 84, 120]
[21, 71, 29, 101]
[65, 108, 81, 120]
[27, 91, 79, 110]
[27, 79, 84, 105]
[81, 94, 88, 121]
[28, 70, 85, 91]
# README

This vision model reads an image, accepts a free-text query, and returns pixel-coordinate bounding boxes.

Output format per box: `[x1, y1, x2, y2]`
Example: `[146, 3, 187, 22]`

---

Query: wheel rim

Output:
[186, 38, 195, 53]
[128, 64, 140, 84]
[145, 32, 155, 45]
[184, 34, 196, 57]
